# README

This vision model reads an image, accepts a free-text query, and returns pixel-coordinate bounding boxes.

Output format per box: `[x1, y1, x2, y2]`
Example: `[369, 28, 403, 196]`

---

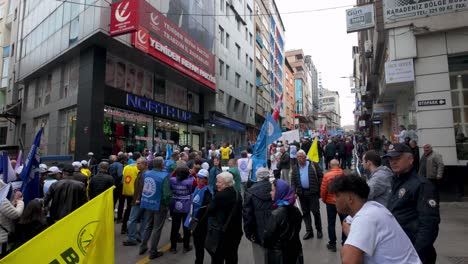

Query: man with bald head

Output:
[320, 159, 345, 252]
[89, 161, 114, 199]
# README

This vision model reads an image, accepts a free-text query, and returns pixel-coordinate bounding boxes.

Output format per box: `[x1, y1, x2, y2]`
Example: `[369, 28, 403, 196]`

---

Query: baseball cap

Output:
[183, 147, 190, 151]
[81, 160, 88, 166]
[39, 164, 48, 173]
[47, 166, 62, 174]
[197, 169, 209, 178]
[128, 152, 133, 157]
[88, 152, 94, 156]
[72, 161, 82, 168]
[383, 143, 412, 158]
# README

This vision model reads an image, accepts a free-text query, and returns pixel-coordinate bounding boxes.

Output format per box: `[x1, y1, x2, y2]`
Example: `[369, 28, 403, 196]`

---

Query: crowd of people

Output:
[0, 133, 445, 263]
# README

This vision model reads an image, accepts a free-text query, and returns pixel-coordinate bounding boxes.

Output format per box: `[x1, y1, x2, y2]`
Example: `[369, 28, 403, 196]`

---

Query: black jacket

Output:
[387, 169, 440, 261]
[291, 161, 323, 195]
[325, 142, 337, 157]
[300, 141, 311, 154]
[207, 187, 243, 244]
[243, 180, 274, 245]
[278, 152, 290, 170]
[89, 172, 115, 199]
[44, 178, 87, 221]
[336, 141, 345, 155]
[73, 171, 88, 189]
[263, 205, 302, 264]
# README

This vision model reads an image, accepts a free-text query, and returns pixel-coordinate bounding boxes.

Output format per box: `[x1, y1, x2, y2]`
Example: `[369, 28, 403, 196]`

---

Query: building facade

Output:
[284, 57, 295, 130]
[353, 0, 468, 199]
[318, 88, 341, 130]
[9, 0, 223, 160]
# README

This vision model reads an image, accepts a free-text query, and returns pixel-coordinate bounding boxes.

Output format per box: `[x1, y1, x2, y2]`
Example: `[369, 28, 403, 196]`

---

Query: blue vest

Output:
[141, 170, 168, 211]
[192, 185, 214, 218]
[164, 159, 175, 172]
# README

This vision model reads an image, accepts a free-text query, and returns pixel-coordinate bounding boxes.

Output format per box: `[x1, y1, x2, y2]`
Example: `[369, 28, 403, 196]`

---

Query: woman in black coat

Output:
[264, 179, 303, 264]
[205, 172, 243, 264]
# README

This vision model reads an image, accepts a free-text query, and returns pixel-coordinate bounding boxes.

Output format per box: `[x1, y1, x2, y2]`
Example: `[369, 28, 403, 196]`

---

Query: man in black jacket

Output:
[89, 161, 114, 199]
[325, 140, 337, 170]
[243, 168, 273, 264]
[278, 147, 291, 184]
[291, 150, 323, 240]
[385, 143, 440, 264]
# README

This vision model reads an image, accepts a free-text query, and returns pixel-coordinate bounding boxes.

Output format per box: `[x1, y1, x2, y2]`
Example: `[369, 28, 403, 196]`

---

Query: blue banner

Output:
[166, 144, 172, 161]
[20, 128, 43, 204]
[0, 152, 7, 183]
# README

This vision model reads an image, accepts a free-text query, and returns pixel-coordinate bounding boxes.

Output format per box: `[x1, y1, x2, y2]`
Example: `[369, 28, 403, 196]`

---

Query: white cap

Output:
[197, 169, 209, 178]
[81, 160, 88, 166]
[118, 152, 124, 156]
[128, 152, 133, 157]
[184, 147, 190, 151]
[47, 166, 62, 174]
[72, 161, 82, 168]
[88, 152, 94, 156]
[39, 163, 48, 173]
[201, 162, 209, 171]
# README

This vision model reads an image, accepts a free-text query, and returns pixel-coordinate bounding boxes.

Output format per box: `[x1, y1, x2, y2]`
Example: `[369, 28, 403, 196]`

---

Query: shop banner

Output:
[384, 0, 468, 23]
[110, 0, 140, 36]
[385, 58, 414, 84]
[346, 4, 375, 33]
[131, 27, 149, 54]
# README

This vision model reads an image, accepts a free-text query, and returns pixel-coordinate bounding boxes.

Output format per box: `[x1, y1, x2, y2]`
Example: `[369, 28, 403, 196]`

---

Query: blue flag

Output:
[166, 144, 172, 161]
[251, 113, 281, 181]
[0, 152, 5, 182]
[20, 128, 43, 204]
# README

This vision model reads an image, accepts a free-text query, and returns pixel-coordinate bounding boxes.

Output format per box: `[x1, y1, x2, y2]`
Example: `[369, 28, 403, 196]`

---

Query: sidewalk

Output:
[435, 200, 468, 264]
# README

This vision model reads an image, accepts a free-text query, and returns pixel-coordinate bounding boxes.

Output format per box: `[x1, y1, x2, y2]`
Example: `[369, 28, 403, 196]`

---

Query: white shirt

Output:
[395, 130, 407, 143]
[345, 201, 421, 264]
[237, 158, 252, 183]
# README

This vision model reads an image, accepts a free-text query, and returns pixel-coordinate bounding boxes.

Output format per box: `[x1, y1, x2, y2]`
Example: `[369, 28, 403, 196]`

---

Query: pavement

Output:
[114, 198, 468, 264]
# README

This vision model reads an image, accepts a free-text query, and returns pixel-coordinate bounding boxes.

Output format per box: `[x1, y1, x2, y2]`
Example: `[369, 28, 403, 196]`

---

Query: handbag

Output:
[205, 191, 239, 254]
[187, 217, 199, 232]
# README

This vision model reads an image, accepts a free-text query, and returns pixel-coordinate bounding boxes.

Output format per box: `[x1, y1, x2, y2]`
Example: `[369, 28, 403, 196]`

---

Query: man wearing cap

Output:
[89, 162, 114, 199]
[44, 164, 87, 222]
[71, 161, 88, 189]
[385, 143, 440, 264]
[38, 164, 49, 198]
[189, 169, 214, 264]
[243, 167, 273, 264]
[43, 166, 61, 195]
[80, 160, 92, 177]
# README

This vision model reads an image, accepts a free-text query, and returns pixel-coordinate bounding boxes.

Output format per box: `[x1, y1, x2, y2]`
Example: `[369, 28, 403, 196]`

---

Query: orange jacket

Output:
[320, 167, 344, 204]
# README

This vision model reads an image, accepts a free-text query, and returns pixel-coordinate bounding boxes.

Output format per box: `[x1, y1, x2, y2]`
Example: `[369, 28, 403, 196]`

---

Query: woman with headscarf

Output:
[264, 179, 303, 264]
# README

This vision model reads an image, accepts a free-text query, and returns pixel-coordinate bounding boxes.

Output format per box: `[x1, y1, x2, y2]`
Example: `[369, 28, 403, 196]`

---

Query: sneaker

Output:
[317, 230, 323, 239]
[183, 245, 193, 253]
[122, 240, 138, 246]
[149, 251, 164, 259]
[326, 243, 337, 252]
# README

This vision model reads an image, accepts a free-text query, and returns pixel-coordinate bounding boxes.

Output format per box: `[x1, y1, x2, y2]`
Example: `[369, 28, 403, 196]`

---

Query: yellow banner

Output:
[0, 187, 115, 264]
[307, 138, 320, 163]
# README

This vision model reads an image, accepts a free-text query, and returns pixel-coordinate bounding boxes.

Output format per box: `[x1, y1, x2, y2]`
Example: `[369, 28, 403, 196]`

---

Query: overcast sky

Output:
[276, 0, 358, 126]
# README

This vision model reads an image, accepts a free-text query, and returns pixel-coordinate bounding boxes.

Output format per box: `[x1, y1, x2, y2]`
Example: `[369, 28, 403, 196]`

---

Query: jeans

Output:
[118, 195, 133, 231]
[339, 154, 346, 169]
[325, 203, 347, 245]
[127, 205, 148, 242]
[170, 212, 191, 250]
[318, 157, 324, 172]
[298, 193, 322, 233]
[140, 206, 168, 255]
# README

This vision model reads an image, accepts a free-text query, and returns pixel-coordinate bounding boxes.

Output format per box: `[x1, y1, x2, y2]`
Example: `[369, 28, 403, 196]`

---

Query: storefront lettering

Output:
[126, 94, 192, 122]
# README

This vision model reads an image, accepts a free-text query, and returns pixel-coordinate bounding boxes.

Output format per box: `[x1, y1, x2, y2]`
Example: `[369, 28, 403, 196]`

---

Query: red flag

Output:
[272, 94, 283, 121]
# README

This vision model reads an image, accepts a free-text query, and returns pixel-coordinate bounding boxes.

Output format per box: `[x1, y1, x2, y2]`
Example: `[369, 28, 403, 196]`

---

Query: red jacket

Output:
[320, 167, 344, 204]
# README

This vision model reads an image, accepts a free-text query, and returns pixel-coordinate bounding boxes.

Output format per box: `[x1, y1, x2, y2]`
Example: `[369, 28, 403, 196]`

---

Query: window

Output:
[245, 28, 248, 41]
[247, 5, 253, 20]
[219, 59, 224, 77]
[236, 44, 240, 60]
[250, 84, 254, 97]
[3, 46, 9, 57]
[226, 65, 230, 80]
[255, 47, 261, 60]
[235, 73, 240, 88]
[450, 56, 468, 160]
[226, 2, 230, 16]
[219, 26, 225, 45]
[245, 54, 248, 66]
[59, 108, 77, 155]
[249, 33, 253, 46]
[0, 4, 4, 19]
[245, 80, 248, 92]
[221, 0, 224, 11]
[0, 127, 6, 145]
[249, 58, 253, 71]
[226, 33, 230, 49]
[1, 57, 9, 88]
[237, 18, 241, 31]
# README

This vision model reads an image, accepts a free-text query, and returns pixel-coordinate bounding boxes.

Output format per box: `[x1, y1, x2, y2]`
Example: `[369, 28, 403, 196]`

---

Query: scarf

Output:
[273, 179, 296, 208]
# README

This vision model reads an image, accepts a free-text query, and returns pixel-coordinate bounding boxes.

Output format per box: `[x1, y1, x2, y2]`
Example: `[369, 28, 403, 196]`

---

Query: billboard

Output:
[111, 0, 216, 90]
[384, 0, 468, 23]
[346, 4, 375, 33]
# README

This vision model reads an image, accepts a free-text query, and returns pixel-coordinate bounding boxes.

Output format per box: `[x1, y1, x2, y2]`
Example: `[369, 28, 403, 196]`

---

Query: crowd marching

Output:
[0, 130, 445, 264]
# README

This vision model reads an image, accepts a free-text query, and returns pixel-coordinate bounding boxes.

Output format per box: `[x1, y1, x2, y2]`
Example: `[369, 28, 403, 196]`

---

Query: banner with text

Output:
[384, 0, 468, 23]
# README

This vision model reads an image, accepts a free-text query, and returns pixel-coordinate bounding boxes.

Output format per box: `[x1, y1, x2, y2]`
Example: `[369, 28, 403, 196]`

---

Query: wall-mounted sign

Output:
[418, 99, 446, 107]
[110, 0, 140, 36]
[346, 4, 375, 33]
[385, 59, 414, 84]
[384, 0, 468, 23]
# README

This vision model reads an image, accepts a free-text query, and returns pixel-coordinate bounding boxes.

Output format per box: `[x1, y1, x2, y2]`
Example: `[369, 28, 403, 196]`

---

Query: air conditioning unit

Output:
[364, 40, 373, 58]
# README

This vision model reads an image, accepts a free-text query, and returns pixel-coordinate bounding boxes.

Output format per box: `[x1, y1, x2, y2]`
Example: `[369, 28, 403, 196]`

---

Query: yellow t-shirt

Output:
[80, 168, 92, 177]
[220, 147, 230, 160]
[122, 164, 139, 196]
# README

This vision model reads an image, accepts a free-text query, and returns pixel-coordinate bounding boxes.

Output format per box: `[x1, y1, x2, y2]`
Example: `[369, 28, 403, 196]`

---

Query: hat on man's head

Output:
[256, 167, 270, 181]
[88, 152, 94, 156]
[81, 160, 88, 166]
[47, 166, 62, 174]
[197, 169, 209, 179]
[39, 164, 48, 173]
[72, 161, 82, 168]
[383, 143, 412, 158]
[184, 147, 190, 151]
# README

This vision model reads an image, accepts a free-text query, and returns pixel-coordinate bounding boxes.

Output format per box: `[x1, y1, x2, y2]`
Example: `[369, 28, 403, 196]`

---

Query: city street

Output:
[114, 199, 468, 264]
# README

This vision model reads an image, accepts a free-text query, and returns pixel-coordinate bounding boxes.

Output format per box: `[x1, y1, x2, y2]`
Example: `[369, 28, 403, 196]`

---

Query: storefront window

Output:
[104, 106, 151, 155]
[33, 116, 49, 156]
[62, 57, 79, 99]
[60, 108, 77, 155]
[449, 55, 468, 160]
[105, 54, 154, 98]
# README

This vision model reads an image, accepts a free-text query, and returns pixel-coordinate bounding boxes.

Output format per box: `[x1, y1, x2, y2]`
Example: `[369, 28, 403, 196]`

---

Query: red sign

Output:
[110, 0, 139, 37]
[131, 27, 149, 53]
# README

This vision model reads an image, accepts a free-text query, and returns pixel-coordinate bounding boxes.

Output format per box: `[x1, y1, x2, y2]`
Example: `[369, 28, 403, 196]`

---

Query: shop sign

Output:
[110, 0, 140, 36]
[384, 0, 468, 23]
[126, 93, 193, 122]
[346, 4, 375, 33]
[385, 59, 414, 84]
[373, 103, 395, 113]
[210, 115, 246, 132]
[417, 99, 446, 106]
